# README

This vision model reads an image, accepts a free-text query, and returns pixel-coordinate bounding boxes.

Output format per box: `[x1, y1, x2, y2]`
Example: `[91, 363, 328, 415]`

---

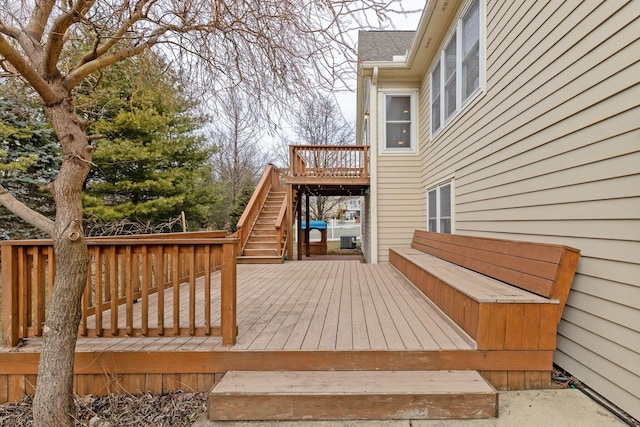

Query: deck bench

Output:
[390, 230, 580, 389]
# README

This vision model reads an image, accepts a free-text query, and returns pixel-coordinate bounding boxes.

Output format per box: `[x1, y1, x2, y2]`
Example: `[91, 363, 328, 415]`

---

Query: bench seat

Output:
[392, 247, 555, 304]
[389, 230, 580, 390]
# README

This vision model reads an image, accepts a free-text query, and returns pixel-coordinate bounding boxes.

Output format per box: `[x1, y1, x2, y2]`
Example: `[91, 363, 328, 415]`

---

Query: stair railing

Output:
[274, 191, 289, 258]
[234, 164, 278, 256]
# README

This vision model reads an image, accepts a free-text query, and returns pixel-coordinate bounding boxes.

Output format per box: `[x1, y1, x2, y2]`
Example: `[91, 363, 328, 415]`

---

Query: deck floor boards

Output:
[3, 261, 473, 354]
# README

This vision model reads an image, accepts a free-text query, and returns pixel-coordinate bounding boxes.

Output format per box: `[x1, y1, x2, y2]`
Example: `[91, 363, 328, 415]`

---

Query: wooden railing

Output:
[1, 232, 238, 347]
[274, 167, 289, 188]
[289, 145, 369, 179]
[274, 191, 289, 258]
[234, 164, 284, 255]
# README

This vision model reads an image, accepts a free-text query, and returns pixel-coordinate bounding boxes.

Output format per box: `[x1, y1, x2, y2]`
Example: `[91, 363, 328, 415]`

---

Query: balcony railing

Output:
[289, 145, 369, 179]
[1, 231, 238, 347]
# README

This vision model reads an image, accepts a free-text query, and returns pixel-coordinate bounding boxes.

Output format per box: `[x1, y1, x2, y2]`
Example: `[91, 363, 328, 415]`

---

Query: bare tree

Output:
[296, 94, 355, 146]
[210, 88, 265, 211]
[293, 94, 355, 220]
[0, 1, 394, 425]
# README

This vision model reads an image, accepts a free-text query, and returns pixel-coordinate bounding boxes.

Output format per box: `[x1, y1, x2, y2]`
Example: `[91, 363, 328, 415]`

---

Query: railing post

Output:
[270, 166, 278, 189]
[221, 240, 237, 345]
[363, 145, 369, 177]
[289, 145, 296, 176]
[1, 244, 20, 347]
[286, 185, 294, 260]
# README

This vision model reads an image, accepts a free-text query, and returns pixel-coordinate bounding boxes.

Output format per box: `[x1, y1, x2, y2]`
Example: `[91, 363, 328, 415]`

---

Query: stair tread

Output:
[208, 370, 497, 421]
[237, 256, 284, 264]
[211, 370, 494, 395]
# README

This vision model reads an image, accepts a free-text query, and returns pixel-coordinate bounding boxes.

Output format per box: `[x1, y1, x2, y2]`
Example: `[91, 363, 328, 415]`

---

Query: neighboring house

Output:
[338, 197, 362, 221]
[357, 0, 639, 421]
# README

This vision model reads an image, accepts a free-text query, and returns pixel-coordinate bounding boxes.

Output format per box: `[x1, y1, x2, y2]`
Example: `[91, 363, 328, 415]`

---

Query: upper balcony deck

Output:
[286, 145, 370, 195]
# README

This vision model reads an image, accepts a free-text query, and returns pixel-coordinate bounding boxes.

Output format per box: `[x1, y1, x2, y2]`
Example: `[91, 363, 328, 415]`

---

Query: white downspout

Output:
[370, 67, 379, 264]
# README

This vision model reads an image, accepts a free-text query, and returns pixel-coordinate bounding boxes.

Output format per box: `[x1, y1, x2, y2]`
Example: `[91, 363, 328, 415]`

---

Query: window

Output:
[430, 63, 441, 133]
[431, 0, 481, 135]
[382, 91, 417, 152]
[427, 181, 453, 233]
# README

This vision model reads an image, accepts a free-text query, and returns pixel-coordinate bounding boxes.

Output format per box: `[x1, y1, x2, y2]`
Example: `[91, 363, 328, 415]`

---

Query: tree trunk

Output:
[32, 98, 92, 427]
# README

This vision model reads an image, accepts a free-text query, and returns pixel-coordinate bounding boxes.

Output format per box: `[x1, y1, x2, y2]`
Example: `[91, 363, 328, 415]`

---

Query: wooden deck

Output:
[4, 261, 472, 353]
[0, 260, 554, 401]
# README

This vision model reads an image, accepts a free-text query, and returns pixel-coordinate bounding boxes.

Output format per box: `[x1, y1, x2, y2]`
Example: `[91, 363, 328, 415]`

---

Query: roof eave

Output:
[360, 0, 463, 80]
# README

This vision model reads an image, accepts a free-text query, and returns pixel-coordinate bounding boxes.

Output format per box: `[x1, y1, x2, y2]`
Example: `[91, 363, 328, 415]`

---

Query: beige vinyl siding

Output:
[417, 0, 640, 419]
[376, 154, 424, 262]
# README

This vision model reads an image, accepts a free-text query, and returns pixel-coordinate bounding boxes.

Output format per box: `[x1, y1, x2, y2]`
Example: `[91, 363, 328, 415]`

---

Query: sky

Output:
[335, 0, 426, 124]
[260, 1, 426, 154]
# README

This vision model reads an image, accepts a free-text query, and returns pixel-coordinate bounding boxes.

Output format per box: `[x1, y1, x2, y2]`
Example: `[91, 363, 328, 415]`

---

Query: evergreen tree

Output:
[0, 87, 59, 238]
[80, 54, 219, 229]
[228, 185, 254, 233]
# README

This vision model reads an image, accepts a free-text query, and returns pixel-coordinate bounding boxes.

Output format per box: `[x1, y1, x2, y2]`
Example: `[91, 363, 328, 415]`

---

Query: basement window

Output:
[427, 180, 453, 233]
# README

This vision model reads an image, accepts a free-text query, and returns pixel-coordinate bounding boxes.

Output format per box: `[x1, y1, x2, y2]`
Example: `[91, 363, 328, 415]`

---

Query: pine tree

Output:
[81, 54, 219, 229]
[0, 90, 59, 238]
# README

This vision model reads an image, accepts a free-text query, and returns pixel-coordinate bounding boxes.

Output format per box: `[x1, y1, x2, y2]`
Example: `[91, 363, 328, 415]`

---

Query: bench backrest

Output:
[411, 230, 580, 301]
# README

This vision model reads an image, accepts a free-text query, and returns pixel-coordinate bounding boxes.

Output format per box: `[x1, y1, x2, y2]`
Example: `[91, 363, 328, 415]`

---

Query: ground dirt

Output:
[0, 391, 206, 426]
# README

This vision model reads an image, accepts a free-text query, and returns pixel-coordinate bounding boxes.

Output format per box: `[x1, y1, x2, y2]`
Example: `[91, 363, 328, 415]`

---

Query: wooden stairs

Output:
[237, 190, 288, 264]
[208, 370, 498, 421]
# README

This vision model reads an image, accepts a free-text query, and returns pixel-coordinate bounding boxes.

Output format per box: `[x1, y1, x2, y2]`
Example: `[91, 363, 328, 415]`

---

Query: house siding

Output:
[376, 154, 424, 262]
[414, 0, 640, 420]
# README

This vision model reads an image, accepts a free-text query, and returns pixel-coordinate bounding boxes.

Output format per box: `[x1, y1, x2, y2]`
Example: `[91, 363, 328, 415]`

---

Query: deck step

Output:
[237, 255, 285, 264]
[207, 370, 497, 421]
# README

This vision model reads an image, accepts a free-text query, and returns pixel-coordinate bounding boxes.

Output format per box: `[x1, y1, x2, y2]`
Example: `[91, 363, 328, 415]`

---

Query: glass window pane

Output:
[463, 47, 480, 100]
[431, 61, 442, 133]
[431, 62, 441, 97]
[386, 96, 411, 121]
[386, 123, 411, 148]
[463, 0, 479, 55]
[431, 97, 441, 133]
[428, 189, 437, 218]
[444, 35, 457, 120]
[444, 36, 457, 79]
[440, 184, 451, 217]
[462, 0, 480, 101]
[444, 78, 456, 119]
[429, 182, 453, 233]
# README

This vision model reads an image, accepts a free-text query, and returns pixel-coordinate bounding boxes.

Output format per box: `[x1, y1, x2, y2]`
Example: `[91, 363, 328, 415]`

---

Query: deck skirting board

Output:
[0, 349, 553, 375]
[0, 349, 552, 402]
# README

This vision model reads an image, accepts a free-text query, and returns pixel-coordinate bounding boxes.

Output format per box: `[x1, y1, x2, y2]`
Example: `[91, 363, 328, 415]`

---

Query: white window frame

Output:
[427, 179, 455, 234]
[380, 89, 418, 154]
[430, 0, 484, 138]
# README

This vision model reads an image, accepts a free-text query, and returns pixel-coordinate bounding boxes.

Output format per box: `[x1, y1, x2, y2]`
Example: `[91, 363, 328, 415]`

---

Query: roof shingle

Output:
[358, 30, 416, 62]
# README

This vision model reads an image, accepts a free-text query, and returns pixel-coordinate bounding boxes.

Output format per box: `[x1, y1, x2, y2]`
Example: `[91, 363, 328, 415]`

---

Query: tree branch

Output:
[43, 0, 95, 77]
[77, 0, 155, 66]
[0, 184, 55, 237]
[0, 33, 60, 105]
[0, 23, 21, 39]
[64, 35, 162, 90]
[26, 0, 56, 42]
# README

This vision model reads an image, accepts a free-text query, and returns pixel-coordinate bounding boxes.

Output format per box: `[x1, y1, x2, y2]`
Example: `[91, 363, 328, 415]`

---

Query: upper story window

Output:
[382, 91, 417, 153]
[431, 0, 482, 135]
